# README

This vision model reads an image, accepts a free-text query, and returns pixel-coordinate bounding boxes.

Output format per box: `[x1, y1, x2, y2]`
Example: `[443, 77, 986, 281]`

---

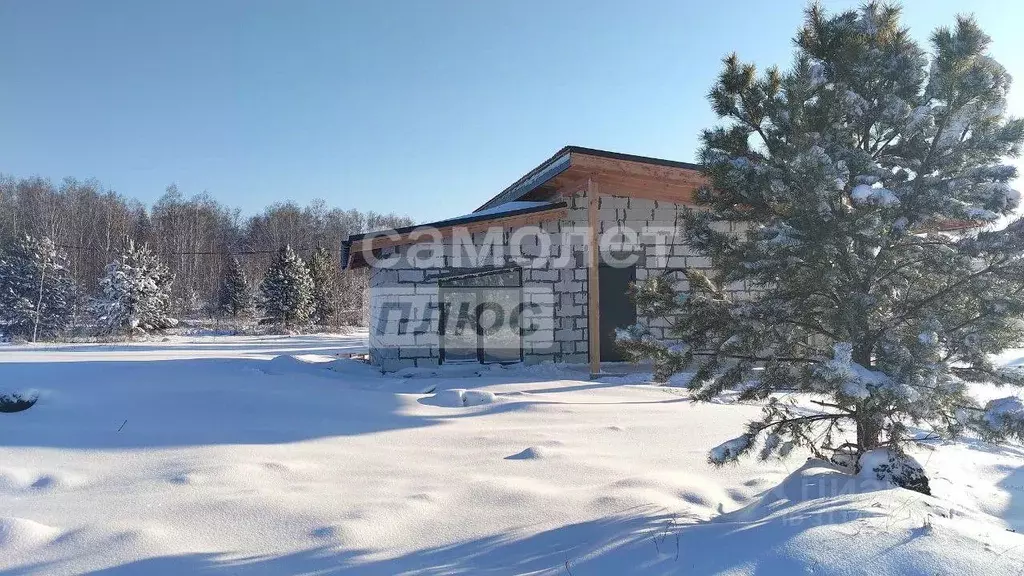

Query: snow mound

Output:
[657, 459, 1024, 575]
[718, 459, 888, 523]
[0, 517, 60, 550]
[420, 388, 497, 407]
[463, 390, 496, 406]
[323, 358, 380, 378]
[858, 448, 930, 494]
[29, 472, 84, 491]
[260, 354, 334, 376]
[506, 446, 551, 460]
[0, 469, 35, 492]
[0, 468, 83, 492]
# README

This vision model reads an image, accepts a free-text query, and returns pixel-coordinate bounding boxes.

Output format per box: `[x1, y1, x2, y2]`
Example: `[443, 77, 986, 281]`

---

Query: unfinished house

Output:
[341, 146, 747, 374]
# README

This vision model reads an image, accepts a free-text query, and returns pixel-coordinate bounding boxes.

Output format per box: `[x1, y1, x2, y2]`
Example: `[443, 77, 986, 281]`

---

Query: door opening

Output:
[597, 264, 637, 362]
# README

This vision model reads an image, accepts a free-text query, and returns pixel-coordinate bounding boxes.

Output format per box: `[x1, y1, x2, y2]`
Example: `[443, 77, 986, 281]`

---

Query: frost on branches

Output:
[0, 235, 75, 341]
[618, 4, 1024, 491]
[258, 245, 314, 330]
[93, 239, 177, 335]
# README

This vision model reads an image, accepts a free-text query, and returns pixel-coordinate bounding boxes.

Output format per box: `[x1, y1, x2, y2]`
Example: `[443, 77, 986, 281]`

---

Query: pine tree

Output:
[0, 235, 75, 341]
[218, 256, 252, 318]
[618, 4, 1024, 488]
[306, 246, 338, 327]
[258, 245, 314, 330]
[93, 239, 177, 335]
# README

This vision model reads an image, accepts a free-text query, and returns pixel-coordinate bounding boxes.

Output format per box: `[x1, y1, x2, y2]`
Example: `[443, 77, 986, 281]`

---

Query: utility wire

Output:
[52, 243, 340, 256]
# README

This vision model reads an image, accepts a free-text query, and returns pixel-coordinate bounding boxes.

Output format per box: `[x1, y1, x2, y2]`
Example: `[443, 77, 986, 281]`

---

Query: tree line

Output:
[0, 174, 412, 339]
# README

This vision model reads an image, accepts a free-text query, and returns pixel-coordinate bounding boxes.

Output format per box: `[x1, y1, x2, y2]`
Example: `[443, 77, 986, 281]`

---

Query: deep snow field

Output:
[2, 332, 1024, 575]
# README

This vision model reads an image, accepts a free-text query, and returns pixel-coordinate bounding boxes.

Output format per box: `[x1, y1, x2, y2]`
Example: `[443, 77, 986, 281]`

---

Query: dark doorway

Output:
[598, 264, 637, 362]
[439, 267, 524, 365]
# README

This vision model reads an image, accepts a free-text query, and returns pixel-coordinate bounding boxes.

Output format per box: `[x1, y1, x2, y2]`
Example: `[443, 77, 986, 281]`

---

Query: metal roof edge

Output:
[343, 200, 568, 245]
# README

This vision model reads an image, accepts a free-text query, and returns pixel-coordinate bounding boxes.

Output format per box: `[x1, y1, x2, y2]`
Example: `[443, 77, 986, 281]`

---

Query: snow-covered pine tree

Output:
[306, 246, 338, 327]
[93, 239, 177, 335]
[218, 256, 252, 318]
[618, 3, 1024, 489]
[258, 245, 314, 330]
[0, 235, 75, 341]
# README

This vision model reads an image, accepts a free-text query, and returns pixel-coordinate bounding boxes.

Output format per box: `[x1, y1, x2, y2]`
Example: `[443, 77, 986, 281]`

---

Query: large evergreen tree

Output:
[259, 245, 314, 330]
[218, 256, 252, 318]
[306, 246, 338, 327]
[93, 239, 177, 335]
[619, 4, 1024, 484]
[0, 235, 75, 341]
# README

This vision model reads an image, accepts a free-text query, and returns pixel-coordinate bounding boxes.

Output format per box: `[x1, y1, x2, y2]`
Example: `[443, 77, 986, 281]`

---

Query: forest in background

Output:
[0, 174, 413, 329]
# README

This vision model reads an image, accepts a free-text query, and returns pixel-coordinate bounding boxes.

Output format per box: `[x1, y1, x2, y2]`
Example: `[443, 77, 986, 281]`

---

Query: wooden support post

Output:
[587, 179, 601, 378]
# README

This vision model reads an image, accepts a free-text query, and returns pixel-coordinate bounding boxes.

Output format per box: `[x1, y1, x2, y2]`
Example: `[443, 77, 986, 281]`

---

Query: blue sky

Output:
[1, 0, 1021, 223]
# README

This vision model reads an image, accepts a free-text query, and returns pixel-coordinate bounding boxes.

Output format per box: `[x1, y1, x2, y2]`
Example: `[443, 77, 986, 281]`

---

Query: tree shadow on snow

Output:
[998, 464, 1024, 532]
[5, 497, 898, 576]
[0, 356, 436, 449]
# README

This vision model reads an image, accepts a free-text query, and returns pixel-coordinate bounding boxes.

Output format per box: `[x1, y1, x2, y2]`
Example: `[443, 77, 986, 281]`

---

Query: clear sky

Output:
[1, 0, 1021, 223]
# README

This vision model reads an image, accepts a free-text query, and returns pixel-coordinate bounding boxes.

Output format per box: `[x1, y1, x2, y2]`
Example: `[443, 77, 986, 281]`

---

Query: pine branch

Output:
[810, 399, 855, 413]
[871, 263, 1001, 339]
[692, 350, 822, 364]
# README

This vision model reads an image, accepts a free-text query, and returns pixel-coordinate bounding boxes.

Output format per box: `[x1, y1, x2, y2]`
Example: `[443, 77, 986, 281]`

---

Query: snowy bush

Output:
[0, 390, 39, 413]
[619, 4, 1024, 487]
[858, 449, 930, 496]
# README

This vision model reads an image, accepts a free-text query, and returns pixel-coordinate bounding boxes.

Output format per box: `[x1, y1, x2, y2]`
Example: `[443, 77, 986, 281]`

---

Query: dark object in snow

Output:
[0, 391, 38, 413]
[860, 449, 931, 496]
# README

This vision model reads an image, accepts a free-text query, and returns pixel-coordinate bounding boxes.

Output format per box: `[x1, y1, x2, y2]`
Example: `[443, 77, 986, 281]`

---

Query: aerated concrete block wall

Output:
[366, 187, 754, 372]
[367, 217, 589, 372]
[563, 188, 755, 342]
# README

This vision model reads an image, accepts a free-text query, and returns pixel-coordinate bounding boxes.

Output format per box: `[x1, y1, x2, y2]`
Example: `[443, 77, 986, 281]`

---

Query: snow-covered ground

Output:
[2, 332, 1024, 574]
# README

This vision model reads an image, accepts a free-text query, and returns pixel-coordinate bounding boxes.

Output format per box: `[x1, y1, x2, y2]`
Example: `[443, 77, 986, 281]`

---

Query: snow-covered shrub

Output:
[0, 390, 39, 413]
[974, 396, 1024, 442]
[858, 449, 930, 496]
[620, 4, 1024, 481]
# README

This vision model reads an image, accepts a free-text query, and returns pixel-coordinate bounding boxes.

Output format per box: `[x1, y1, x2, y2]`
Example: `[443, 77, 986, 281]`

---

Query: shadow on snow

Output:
[0, 355, 434, 449]
[3, 496, 898, 576]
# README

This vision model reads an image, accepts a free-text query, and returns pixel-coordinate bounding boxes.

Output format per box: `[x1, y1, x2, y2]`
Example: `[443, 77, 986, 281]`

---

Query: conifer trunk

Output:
[855, 413, 882, 453]
[852, 344, 881, 453]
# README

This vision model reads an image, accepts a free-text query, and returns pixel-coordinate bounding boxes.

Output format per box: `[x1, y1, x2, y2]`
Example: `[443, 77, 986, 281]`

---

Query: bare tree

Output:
[0, 174, 411, 329]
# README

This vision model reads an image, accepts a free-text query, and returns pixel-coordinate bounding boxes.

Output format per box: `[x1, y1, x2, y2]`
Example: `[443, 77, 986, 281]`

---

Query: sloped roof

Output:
[341, 145, 706, 270]
[340, 201, 567, 269]
[474, 146, 702, 213]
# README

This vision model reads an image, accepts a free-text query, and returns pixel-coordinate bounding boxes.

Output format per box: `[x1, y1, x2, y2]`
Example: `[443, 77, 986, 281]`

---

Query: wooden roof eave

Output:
[344, 205, 568, 270]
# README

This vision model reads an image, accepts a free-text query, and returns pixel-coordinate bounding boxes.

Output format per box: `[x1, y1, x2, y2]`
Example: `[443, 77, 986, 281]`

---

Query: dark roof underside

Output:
[340, 201, 567, 269]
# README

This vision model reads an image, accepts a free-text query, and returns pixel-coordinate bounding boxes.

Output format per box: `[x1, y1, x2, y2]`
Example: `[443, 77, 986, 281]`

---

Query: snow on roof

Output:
[443, 201, 554, 223]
